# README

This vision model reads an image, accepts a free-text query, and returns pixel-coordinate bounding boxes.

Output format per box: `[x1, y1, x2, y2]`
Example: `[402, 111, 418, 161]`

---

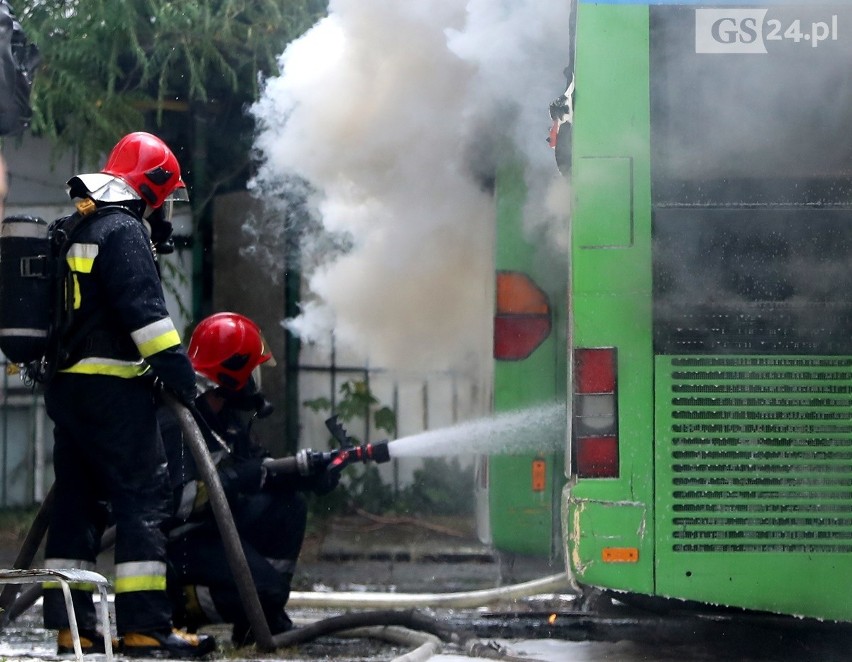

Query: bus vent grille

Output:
[663, 356, 852, 553]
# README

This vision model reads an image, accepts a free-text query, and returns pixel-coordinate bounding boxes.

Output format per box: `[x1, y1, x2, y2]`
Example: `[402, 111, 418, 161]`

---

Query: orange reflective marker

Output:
[602, 547, 639, 563]
[532, 458, 547, 492]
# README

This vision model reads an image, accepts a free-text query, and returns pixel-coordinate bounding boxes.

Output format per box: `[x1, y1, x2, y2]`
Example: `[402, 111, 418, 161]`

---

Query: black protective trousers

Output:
[167, 490, 307, 636]
[43, 373, 173, 634]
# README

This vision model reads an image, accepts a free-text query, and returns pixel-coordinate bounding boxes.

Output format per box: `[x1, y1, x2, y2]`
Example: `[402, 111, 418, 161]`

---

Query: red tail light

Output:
[575, 347, 616, 393]
[573, 348, 618, 478]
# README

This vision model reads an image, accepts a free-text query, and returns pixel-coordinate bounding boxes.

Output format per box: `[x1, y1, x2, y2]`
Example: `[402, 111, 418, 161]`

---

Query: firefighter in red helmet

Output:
[42, 132, 215, 658]
[188, 312, 274, 391]
[157, 313, 338, 647]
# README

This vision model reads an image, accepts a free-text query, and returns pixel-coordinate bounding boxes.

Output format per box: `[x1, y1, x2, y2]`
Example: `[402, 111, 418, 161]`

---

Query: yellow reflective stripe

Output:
[114, 575, 167, 594]
[66, 243, 98, 273]
[60, 358, 149, 378]
[132, 318, 181, 358]
[65, 243, 96, 308]
[194, 481, 210, 514]
[72, 273, 81, 309]
[137, 329, 180, 357]
[43, 581, 96, 591]
[114, 561, 167, 594]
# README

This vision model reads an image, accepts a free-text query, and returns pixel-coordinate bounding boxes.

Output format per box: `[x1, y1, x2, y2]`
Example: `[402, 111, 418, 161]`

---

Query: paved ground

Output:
[295, 511, 562, 593]
[3, 512, 852, 661]
[0, 511, 572, 661]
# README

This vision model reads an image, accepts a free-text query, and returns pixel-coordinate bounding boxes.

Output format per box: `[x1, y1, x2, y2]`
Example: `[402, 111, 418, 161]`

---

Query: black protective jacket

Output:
[56, 203, 195, 400]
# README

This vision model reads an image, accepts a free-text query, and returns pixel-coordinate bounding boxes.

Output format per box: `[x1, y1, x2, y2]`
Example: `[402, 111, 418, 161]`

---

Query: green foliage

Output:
[399, 458, 473, 516]
[304, 379, 473, 518]
[373, 406, 397, 438]
[341, 464, 395, 514]
[17, 0, 327, 321]
[0, 505, 41, 539]
[303, 380, 397, 440]
[19, 0, 326, 167]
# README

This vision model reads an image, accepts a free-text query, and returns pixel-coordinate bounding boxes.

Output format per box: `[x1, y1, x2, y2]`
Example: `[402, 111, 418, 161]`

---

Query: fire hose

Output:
[0, 400, 395, 648]
[263, 413, 391, 477]
[286, 573, 574, 610]
[0, 401, 568, 660]
[164, 393, 276, 650]
[169, 401, 392, 652]
[0, 394, 277, 648]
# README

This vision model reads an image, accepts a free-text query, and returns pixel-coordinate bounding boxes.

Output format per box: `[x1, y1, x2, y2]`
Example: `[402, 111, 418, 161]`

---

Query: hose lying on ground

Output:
[272, 609, 461, 648]
[310, 624, 442, 662]
[276, 609, 541, 662]
[2, 400, 572, 658]
[287, 572, 574, 609]
[8, 574, 570, 656]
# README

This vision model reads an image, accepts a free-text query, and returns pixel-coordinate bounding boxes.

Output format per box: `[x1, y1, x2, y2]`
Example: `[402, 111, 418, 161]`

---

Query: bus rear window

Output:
[650, 5, 852, 206]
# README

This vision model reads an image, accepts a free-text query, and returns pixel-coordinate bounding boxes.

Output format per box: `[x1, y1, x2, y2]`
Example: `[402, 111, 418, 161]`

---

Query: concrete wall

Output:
[2, 137, 77, 503]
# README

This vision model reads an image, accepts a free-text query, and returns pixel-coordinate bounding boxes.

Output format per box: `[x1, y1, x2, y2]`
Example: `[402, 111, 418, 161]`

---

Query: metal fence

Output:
[296, 337, 492, 491]
[0, 362, 49, 507]
[0, 340, 493, 507]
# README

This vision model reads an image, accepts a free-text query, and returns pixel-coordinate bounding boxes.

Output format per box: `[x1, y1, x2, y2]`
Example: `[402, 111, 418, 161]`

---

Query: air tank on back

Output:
[0, 215, 49, 364]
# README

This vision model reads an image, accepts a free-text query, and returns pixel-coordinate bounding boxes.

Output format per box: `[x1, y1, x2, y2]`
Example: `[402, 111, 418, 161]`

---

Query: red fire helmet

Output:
[188, 313, 275, 391]
[101, 132, 188, 208]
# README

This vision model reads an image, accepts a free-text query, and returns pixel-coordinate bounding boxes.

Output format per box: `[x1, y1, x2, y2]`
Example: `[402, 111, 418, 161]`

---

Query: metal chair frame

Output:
[0, 568, 112, 662]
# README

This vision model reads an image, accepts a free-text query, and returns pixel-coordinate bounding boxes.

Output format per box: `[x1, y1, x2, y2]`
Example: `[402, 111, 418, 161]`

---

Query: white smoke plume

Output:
[250, 0, 572, 374]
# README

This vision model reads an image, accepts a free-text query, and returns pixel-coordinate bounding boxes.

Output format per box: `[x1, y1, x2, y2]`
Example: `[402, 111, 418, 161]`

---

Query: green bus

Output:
[484, 158, 568, 563]
[563, 0, 852, 622]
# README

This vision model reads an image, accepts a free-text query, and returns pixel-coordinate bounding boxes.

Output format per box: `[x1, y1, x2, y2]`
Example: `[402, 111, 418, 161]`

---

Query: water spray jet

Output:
[265, 404, 565, 471]
[386, 403, 566, 459]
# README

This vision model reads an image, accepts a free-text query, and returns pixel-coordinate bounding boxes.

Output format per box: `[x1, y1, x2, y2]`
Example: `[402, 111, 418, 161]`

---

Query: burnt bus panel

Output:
[647, 3, 852, 621]
[650, 4, 852, 355]
[650, 5, 852, 207]
[653, 208, 852, 355]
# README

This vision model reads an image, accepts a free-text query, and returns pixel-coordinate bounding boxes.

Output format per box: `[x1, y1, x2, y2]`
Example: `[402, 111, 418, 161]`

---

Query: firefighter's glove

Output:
[310, 466, 340, 496]
[153, 377, 197, 410]
[222, 458, 267, 494]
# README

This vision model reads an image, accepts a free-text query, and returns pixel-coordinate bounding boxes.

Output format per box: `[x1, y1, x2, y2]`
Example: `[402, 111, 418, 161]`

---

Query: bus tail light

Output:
[573, 348, 619, 478]
[493, 271, 552, 361]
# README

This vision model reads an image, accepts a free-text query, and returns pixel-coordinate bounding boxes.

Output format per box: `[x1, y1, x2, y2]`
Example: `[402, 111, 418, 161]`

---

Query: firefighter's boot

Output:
[122, 628, 216, 659]
[56, 628, 118, 655]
